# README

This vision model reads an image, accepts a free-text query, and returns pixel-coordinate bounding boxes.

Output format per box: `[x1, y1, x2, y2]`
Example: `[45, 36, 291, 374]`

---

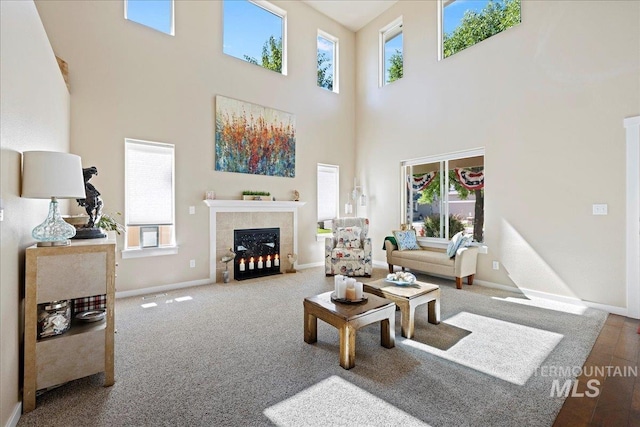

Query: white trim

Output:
[624, 115, 640, 319]
[474, 279, 628, 316]
[6, 402, 21, 427]
[121, 245, 179, 259]
[204, 200, 305, 283]
[115, 278, 211, 299]
[379, 16, 403, 87]
[317, 30, 339, 93]
[251, 0, 287, 75]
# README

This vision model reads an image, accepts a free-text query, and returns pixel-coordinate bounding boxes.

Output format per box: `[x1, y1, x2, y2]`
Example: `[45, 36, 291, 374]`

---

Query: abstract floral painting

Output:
[215, 95, 295, 177]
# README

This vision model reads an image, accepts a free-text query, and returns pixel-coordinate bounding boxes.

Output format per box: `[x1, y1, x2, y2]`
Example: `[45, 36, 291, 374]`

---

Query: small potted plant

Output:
[242, 191, 272, 201]
[96, 212, 125, 239]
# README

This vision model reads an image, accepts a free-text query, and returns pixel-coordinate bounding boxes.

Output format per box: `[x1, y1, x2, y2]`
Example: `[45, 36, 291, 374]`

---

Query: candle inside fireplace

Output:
[274, 254, 280, 267]
[258, 256, 263, 269]
[239, 258, 245, 271]
[266, 255, 272, 268]
[249, 257, 255, 270]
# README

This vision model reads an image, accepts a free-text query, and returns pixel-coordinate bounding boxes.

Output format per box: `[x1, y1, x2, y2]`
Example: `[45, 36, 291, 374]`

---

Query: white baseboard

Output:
[6, 402, 21, 427]
[296, 261, 324, 270]
[474, 279, 630, 317]
[115, 278, 211, 299]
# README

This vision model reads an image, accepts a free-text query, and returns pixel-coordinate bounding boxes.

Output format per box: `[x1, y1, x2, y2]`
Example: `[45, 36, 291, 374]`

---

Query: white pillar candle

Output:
[355, 281, 363, 300]
[266, 255, 271, 268]
[336, 277, 347, 299]
[274, 254, 280, 267]
[334, 275, 343, 294]
[257, 256, 263, 269]
[249, 257, 255, 270]
[239, 259, 245, 272]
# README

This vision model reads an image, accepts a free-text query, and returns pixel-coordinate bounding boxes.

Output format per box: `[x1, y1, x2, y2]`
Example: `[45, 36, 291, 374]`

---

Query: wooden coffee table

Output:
[303, 291, 395, 370]
[364, 279, 440, 339]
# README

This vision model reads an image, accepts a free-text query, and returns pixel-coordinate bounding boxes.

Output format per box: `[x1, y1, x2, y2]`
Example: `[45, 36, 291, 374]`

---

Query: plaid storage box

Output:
[72, 294, 106, 315]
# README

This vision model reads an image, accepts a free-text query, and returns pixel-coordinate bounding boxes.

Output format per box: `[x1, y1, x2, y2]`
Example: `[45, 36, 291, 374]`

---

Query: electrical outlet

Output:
[492, 261, 500, 270]
[189, 206, 195, 215]
[189, 260, 196, 268]
[592, 204, 608, 215]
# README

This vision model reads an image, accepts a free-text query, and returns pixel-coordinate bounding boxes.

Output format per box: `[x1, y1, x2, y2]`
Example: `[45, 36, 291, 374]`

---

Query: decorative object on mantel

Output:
[221, 248, 236, 283]
[21, 151, 86, 246]
[215, 95, 295, 177]
[242, 191, 273, 201]
[292, 190, 300, 201]
[286, 253, 297, 273]
[205, 190, 216, 200]
[75, 166, 107, 239]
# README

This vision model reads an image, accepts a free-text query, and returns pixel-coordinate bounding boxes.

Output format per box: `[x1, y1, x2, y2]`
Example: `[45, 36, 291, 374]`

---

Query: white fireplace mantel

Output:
[204, 199, 306, 282]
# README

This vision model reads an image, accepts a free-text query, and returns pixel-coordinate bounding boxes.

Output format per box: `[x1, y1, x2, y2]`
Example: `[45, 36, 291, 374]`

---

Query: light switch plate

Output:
[592, 204, 608, 215]
[189, 206, 195, 215]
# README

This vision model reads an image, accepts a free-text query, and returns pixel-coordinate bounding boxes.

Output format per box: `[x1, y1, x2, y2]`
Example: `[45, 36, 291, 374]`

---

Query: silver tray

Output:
[75, 309, 106, 323]
[330, 292, 368, 304]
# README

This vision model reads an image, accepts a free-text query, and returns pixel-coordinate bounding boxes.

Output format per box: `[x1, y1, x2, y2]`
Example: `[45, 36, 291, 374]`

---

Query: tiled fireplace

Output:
[204, 200, 305, 283]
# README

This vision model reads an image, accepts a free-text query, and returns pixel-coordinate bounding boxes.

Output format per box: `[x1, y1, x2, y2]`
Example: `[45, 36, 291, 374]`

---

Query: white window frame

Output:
[401, 147, 485, 248]
[317, 163, 339, 239]
[379, 16, 403, 87]
[438, 0, 521, 61]
[317, 30, 339, 93]
[224, 0, 288, 75]
[122, 138, 178, 259]
[124, 0, 175, 36]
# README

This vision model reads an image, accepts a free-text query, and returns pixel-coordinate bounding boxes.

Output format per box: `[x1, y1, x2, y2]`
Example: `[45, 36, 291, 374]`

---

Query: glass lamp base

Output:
[32, 198, 76, 246]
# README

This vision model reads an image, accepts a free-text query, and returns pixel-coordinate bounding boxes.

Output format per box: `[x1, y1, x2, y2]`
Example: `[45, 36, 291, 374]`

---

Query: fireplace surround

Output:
[204, 200, 305, 283]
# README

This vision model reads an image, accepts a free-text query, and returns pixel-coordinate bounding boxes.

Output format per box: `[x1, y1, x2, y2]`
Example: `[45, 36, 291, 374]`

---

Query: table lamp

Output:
[21, 151, 86, 247]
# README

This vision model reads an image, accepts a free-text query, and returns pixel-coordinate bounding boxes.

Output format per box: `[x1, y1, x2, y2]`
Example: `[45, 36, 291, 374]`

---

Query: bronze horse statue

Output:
[76, 166, 103, 228]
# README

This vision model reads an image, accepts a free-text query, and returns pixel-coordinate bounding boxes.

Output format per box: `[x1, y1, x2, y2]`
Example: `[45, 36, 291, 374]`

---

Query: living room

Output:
[1, 0, 638, 426]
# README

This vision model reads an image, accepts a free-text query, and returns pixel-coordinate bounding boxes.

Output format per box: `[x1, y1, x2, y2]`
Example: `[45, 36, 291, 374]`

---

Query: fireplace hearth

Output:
[234, 228, 281, 280]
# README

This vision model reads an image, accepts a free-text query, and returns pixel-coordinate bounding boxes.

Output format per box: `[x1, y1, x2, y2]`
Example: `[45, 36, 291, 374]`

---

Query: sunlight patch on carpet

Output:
[491, 296, 587, 315]
[403, 312, 564, 385]
[264, 376, 430, 427]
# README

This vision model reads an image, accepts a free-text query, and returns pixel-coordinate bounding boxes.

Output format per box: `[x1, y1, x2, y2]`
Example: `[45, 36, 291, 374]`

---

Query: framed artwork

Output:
[215, 95, 295, 177]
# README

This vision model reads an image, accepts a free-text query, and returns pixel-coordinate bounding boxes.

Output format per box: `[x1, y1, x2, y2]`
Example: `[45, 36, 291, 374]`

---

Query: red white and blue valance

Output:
[455, 168, 484, 191]
[408, 172, 438, 191]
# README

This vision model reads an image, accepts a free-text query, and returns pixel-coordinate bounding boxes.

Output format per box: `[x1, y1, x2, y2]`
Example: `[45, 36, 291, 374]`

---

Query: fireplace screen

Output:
[233, 228, 281, 280]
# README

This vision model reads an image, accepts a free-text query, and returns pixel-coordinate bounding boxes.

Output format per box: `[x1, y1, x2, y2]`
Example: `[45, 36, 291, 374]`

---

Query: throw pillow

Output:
[392, 230, 421, 251]
[336, 226, 362, 249]
[447, 231, 472, 258]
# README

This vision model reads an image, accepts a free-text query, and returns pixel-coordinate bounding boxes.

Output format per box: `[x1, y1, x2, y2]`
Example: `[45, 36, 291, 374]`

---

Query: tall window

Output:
[440, 0, 521, 59]
[125, 139, 175, 251]
[317, 30, 338, 93]
[125, 0, 174, 35]
[380, 17, 403, 87]
[317, 164, 339, 234]
[223, 0, 287, 75]
[402, 149, 485, 243]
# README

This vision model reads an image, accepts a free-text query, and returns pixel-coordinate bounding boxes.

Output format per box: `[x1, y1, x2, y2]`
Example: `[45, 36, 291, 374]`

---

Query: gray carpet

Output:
[17, 267, 607, 427]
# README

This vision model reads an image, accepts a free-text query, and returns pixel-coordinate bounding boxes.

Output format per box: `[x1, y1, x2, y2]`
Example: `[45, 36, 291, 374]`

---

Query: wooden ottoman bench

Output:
[363, 279, 440, 339]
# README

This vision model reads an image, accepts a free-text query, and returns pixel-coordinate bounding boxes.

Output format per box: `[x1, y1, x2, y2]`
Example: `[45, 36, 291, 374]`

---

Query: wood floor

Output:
[553, 314, 639, 427]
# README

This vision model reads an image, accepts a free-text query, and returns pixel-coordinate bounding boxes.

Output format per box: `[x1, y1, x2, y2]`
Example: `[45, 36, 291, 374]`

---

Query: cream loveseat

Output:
[385, 239, 478, 289]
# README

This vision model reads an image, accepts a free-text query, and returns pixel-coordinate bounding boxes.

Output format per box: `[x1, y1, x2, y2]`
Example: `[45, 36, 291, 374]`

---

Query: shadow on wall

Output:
[498, 219, 580, 300]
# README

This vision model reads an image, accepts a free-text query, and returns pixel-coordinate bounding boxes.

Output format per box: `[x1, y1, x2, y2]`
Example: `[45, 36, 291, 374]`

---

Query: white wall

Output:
[356, 0, 640, 308]
[0, 1, 71, 425]
[35, 0, 356, 293]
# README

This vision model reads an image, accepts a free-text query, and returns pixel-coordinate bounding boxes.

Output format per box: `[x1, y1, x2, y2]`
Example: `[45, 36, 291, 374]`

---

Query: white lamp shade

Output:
[21, 151, 86, 199]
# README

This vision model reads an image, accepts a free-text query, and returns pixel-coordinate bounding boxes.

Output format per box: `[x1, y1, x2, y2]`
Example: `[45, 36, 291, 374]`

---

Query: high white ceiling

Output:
[302, 0, 399, 32]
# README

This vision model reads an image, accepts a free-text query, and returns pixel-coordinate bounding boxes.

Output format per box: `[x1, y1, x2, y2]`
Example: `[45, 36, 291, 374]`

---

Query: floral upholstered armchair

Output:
[325, 218, 372, 277]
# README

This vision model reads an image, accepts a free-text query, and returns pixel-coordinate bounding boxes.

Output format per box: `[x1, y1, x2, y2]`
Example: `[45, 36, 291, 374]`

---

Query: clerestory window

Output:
[440, 0, 521, 59]
[223, 0, 287, 75]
